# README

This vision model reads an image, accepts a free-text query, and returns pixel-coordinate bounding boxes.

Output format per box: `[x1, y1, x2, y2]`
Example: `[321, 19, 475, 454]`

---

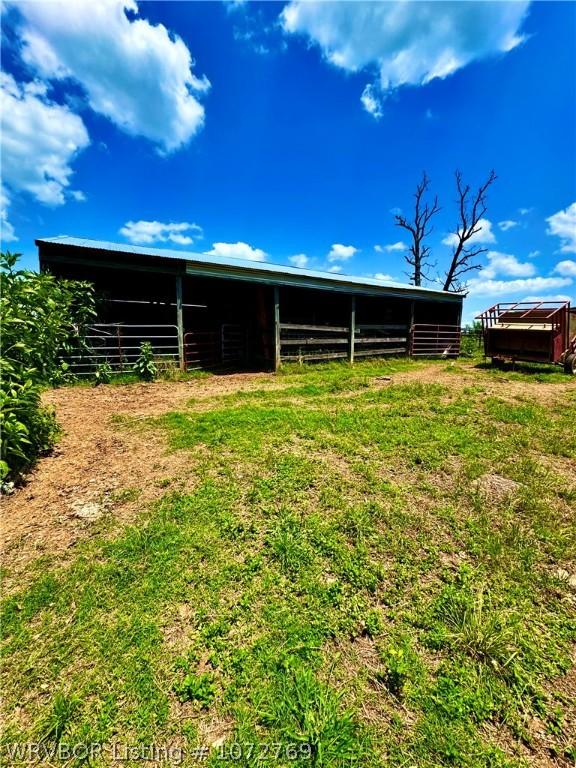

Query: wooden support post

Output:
[348, 295, 356, 364]
[273, 285, 281, 371]
[408, 300, 415, 357]
[176, 275, 185, 370]
[455, 302, 463, 355]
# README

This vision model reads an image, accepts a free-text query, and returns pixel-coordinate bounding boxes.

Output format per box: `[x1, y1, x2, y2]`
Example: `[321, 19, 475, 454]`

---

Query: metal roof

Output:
[37, 235, 462, 302]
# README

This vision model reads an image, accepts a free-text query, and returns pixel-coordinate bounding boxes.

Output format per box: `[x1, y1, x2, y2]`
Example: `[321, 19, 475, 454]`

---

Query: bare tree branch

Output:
[394, 171, 440, 286]
[443, 169, 497, 293]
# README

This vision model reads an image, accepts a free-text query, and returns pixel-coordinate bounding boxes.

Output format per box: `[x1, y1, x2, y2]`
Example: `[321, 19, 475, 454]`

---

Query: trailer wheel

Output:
[564, 353, 576, 375]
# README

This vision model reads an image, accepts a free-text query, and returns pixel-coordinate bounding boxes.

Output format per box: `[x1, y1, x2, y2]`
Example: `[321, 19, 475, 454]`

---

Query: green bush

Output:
[94, 360, 113, 386]
[133, 341, 158, 381]
[1, 251, 96, 484]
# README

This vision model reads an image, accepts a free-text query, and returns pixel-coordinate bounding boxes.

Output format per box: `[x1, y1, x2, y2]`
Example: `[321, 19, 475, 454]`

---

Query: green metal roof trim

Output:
[37, 236, 463, 302]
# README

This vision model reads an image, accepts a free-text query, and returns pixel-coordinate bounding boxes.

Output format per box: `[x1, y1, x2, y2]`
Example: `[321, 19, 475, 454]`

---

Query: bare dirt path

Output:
[1, 372, 273, 588]
[1, 363, 573, 590]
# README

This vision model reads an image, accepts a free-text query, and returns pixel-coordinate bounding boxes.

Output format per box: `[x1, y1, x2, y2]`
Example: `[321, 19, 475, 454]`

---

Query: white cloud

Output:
[360, 84, 382, 119]
[205, 242, 267, 262]
[528, 250, 540, 259]
[17, 0, 210, 154]
[554, 260, 576, 277]
[376, 241, 406, 253]
[282, 1, 528, 105]
[442, 218, 496, 247]
[1, 72, 89, 206]
[1, 185, 17, 243]
[70, 190, 86, 202]
[521, 294, 572, 303]
[327, 243, 358, 262]
[519, 207, 533, 216]
[373, 272, 396, 281]
[498, 219, 518, 231]
[288, 253, 309, 268]
[328, 265, 343, 273]
[120, 220, 203, 246]
[467, 276, 572, 297]
[546, 202, 576, 254]
[481, 250, 535, 279]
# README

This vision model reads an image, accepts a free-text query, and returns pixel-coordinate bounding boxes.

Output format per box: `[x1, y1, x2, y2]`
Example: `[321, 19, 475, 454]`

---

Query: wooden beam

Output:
[356, 324, 408, 331]
[348, 295, 356, 364]
[279, 323, 348, 333]
[353, 347, 407, 357]
[273, 286, 281, 371]
[176, 275, 185, 370]
[281, 338, 349, 346]
[409, 300, 415, 357]
[281, 351, 348, 362]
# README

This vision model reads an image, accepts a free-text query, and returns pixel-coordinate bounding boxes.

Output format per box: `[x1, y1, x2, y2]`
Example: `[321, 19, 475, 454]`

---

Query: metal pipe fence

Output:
[66, 324, 179, 376]
[410, 324, 462, 357]
[184, 324, 246, 370]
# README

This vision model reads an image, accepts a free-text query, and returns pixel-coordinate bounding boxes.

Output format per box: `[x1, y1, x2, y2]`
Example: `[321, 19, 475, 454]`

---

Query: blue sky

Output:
[1, 0, 575, 322]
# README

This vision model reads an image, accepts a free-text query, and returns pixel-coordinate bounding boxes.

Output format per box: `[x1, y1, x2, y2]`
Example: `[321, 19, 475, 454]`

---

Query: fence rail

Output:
[279, 323, 349, 362]
[66, 324, 179, 376]
[68, 321, 467, 376]
[184, 324, 246, 370]
[184, 330, 218, 369]
[410, 324, 461, 357]
[279, 322, 409, 362]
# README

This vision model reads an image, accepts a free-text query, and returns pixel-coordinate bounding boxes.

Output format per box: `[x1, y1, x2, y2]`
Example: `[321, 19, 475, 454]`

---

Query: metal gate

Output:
[410, 324, 461, 357]
[66, 324, 180, 376]
[184, 324, 246, 370]
[184, 331, 218, 370]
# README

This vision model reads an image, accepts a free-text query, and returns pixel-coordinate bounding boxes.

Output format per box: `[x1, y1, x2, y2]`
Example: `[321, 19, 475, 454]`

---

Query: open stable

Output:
[37, 236, 464, 375]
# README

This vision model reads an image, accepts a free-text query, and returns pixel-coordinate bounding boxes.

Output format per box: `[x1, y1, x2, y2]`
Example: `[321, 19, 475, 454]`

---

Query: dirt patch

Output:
[0, 373, 274, 590]
[472, 473, 520, 502]
[392, 362, 576, 404]
[197, 715, 235, 749]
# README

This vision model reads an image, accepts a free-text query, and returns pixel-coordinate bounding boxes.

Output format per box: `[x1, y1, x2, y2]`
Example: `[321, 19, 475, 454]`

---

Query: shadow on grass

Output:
[474, 359, 569, 380]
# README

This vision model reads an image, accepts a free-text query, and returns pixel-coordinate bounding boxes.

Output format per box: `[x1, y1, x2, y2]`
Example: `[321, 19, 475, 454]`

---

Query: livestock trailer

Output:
[477, 301, 576, 374]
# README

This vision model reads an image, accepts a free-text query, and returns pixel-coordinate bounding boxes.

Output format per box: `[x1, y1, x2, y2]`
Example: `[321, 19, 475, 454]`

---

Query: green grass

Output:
[2, 359, 575, 767]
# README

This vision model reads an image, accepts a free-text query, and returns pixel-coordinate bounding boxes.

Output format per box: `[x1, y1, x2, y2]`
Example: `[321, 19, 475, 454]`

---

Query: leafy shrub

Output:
[94, 360, 113, 385]
[133, 342, 158, 381]
[0, 376, 60, 483]
[1, 252, 96, 384]
[0, 251, 95, 483]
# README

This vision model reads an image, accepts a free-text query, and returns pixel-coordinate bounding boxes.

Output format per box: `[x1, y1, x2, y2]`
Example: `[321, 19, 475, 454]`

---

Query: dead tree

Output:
[394, 172, 440, 286]
[443, 170, 497, 292]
